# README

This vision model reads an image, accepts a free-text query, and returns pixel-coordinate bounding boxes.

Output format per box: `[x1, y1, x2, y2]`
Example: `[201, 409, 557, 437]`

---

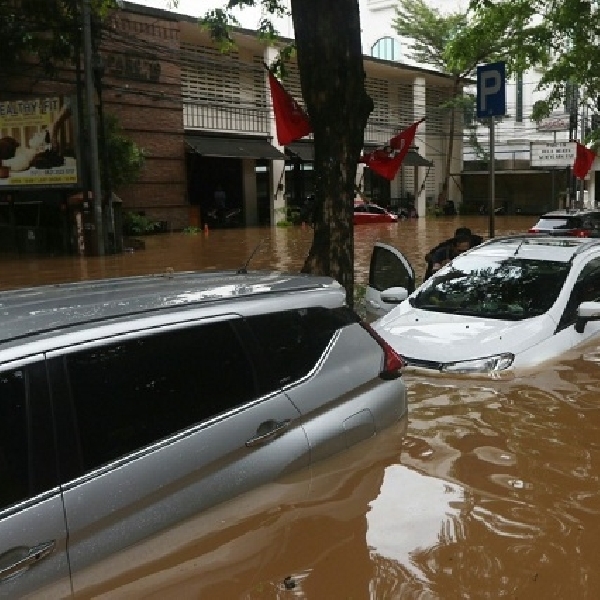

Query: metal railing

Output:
[184, 101, 270, 134]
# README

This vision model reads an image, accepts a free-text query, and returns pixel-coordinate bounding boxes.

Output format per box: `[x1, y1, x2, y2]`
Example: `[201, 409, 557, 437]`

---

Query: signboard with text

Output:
[530, 141, 575, 167]
[537, 114, 570, 132]
[0, 96, 79, 190]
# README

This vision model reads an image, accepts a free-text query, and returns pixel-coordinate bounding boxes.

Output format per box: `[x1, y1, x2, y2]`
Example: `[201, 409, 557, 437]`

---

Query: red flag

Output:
[389, 118, 425, 161]
[573, 142, 597, 179]
[267, 69, 312, 146]
[360, 146, 405, 180]
[360, 119, 426, 181]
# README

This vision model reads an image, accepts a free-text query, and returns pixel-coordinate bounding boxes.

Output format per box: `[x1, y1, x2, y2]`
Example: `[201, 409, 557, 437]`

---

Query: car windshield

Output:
[410, 255, 571, 320]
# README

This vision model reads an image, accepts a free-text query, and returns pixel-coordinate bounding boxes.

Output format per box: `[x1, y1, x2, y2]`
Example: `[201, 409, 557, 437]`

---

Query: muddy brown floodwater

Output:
[4, 215, 600, 599]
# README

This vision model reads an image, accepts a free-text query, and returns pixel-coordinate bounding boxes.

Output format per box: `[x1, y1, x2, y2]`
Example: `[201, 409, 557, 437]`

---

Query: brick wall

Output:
[2, 3, 189, 231]
[101, 6, 187, 228]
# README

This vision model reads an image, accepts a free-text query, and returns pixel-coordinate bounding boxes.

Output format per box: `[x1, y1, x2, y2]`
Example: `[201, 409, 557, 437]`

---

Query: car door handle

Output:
[246, 419, 291, 447]
[0, 540, 56, 582]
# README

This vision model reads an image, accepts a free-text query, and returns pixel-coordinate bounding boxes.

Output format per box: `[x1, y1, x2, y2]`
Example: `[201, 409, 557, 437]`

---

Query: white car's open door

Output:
[365, 242, 416, 321]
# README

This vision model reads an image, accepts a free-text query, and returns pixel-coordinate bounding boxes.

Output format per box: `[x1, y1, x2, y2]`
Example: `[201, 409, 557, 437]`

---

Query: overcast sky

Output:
[130, 0, 291, 31]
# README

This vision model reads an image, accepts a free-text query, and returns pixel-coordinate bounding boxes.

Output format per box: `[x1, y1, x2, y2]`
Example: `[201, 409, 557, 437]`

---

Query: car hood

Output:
[373, 305, 555, 365]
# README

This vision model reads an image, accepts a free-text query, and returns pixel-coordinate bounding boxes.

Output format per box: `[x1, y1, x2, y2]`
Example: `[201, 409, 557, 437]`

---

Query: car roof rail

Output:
[479, 233, 600, 254]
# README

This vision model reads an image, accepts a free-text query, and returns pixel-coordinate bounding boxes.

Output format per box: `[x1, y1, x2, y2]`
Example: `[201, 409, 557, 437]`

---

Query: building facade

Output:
[0, 1, 465, 257]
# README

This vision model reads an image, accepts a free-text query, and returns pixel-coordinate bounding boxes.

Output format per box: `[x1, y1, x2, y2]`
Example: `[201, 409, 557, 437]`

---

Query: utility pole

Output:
[83, 0, 104, 255]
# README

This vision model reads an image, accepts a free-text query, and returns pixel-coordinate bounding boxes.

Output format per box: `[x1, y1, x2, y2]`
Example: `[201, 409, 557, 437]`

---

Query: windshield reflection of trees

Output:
[412, 259, 570, 320]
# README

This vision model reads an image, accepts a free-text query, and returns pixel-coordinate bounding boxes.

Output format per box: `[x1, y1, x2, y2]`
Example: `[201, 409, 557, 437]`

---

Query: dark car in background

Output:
[529, 209, 600, 237]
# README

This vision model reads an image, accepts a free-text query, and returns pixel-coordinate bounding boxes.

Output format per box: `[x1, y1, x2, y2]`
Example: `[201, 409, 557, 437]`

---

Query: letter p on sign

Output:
[476, 62, 506, 118]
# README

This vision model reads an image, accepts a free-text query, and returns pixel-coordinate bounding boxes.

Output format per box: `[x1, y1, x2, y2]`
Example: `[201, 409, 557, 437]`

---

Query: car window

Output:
[0, 362, 58, 512]
[411, 256, 571, 320]
[65, 321, 257, 472]
[245, 307, 358, 389]
[557, 257, 600, 330]
[354, 204, 366, 213]
[369, 245, 414, 293]
[368, 205, 386, 214]
[534, 217, 582, 230]
[0, 369, 29, 511]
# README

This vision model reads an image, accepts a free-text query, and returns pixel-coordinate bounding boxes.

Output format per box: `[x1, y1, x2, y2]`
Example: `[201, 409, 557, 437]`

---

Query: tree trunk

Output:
[290, 0, 373, 307]
[439, 78, 461, 205]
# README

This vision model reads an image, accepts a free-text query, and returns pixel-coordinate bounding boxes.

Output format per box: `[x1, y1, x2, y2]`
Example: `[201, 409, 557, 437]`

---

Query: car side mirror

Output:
[575, 301, 600, 333]
[380, 287, 409, 304]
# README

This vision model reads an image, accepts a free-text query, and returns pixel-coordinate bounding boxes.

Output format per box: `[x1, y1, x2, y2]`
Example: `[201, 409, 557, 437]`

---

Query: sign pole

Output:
[476, 61, 505, 240]
[489, 116, 495, 238]
[552, 131, 556, 208]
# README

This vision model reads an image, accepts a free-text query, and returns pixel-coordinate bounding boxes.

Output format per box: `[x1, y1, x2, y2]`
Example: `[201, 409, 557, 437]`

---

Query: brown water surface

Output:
[5, 215, 600, 599]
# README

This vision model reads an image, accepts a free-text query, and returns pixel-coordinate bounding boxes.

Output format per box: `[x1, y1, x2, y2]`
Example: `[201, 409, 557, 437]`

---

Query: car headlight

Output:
[440, 353, 514, 374]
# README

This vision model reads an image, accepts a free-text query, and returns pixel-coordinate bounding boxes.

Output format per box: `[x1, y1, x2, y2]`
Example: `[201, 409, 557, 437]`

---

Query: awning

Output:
[285, 142, 314, 161]
[364, 144, 432, 167]
[185, 135, 285, 160]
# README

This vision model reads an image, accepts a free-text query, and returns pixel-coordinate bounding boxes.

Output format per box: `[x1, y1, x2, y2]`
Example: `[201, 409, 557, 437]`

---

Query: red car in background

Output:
[354, 201, 399, 225]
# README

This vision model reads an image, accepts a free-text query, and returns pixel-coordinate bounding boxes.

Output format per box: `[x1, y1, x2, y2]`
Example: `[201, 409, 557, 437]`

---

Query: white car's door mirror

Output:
[575, 301, 600, 333]
[380, 287, 409, 304]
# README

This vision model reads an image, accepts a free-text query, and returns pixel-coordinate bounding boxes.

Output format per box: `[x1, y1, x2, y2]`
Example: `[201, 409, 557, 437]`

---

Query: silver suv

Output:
[0, 270, 407, 598]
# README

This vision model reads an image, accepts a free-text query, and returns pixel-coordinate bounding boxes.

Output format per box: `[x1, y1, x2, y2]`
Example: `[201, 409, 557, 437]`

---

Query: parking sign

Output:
[477, 62, 506, 118]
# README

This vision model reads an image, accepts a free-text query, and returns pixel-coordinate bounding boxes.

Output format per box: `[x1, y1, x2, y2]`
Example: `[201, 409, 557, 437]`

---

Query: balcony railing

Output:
[184, 101, 270, 134]
[183, 102, 434, 149]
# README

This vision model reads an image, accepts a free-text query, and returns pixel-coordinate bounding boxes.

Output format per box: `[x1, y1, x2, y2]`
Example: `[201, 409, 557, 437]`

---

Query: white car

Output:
[365, 235, 600, 374]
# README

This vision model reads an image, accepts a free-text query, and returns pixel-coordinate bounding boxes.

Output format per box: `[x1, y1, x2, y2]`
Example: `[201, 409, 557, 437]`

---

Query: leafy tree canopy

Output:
[0, 0, 115, 74]
[469, 0, 600, 137]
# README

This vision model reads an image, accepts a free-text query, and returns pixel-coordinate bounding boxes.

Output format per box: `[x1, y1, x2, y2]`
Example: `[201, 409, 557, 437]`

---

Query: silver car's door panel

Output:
[285, 324, 407, 464]
[0, 496, 70, 600]
[0, 358, 70, 600]
[60, 394, 308, 595]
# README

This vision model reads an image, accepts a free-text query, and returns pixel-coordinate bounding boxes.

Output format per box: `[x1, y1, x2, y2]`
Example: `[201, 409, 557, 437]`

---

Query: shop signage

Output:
[105, 53, 161, 82]
[537, 113, 571, 132]
[0, 96, 79, 190]
[530, 141, 575, 167]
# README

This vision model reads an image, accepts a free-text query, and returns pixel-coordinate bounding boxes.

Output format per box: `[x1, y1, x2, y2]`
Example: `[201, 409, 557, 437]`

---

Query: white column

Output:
[413, 76, 427, 217]
[265, 45, 286, 226]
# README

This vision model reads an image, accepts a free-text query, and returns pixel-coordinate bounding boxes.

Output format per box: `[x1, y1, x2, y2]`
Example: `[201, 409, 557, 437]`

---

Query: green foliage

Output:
[469, 0, 600, 138]
[102, 113, 146, 189]
[183, 226, 201, 235]
[200, 1, 295, 76]
[0, 0, 116, 75]
[123, 212, 157, 236]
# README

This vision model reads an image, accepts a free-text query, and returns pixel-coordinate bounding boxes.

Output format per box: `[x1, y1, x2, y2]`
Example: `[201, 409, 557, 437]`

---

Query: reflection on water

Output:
[4, 215, 600, 598]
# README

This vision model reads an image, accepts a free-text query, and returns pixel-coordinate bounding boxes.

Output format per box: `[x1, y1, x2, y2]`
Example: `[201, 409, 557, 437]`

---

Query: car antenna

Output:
[237, 239, 266, 274]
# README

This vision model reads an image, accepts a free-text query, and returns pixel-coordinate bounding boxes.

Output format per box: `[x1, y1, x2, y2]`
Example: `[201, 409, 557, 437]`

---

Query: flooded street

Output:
[4, 215, 600, 598]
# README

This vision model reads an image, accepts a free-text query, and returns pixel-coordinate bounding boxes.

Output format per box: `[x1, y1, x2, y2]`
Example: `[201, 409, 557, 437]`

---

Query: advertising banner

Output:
[530, 141, 576, 168]
[0, 96, 79, 189]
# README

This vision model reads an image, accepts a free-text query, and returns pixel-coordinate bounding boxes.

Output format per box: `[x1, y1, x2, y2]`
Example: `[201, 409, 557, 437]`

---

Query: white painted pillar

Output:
[413, 76, 427, 217]
[265, 45, 286, 226]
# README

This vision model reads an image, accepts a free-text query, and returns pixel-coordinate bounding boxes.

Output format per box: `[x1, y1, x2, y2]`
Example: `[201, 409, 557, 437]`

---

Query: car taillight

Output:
[570, 228, 590, 237]
[360, 322, 405, 379]
[528, 228, 540, 233]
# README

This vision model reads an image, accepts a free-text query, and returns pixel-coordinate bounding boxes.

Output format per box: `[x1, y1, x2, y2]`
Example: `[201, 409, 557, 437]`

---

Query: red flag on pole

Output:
[360, 119, 426, 181]
[573, 142, 597, 179]
[360, 147, 405, 180]
[266, 67, 312, 146]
